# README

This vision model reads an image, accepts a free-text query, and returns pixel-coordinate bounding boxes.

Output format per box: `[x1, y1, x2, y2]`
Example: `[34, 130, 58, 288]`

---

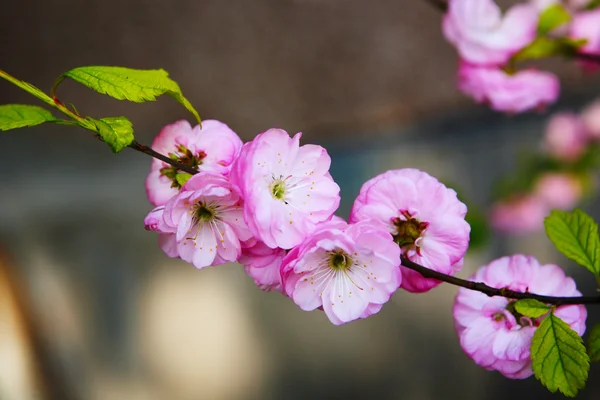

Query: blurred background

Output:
[1, 0, 600, 399]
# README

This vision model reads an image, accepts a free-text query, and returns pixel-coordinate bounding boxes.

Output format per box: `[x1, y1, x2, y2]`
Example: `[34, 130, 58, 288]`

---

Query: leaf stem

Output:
[401, 256, 600, 305]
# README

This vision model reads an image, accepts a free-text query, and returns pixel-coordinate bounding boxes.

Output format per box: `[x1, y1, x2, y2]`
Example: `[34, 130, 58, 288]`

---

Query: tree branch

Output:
[401, 256, 600, 305]
[127, 140, 199, 175]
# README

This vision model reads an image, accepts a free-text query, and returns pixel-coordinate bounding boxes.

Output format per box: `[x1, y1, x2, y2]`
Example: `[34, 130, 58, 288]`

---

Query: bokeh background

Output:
[1, 0, 600, 399]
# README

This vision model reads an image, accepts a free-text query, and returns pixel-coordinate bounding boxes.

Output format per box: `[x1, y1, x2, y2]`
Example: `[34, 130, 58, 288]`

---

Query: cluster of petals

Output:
[144, 122, 474, 324]
[453, 255, 587, 378]
[444, 0, 563, 112]
[569, 9, 600, 70]
[491, 96, 600, 235]
[281, 218, 402, 325]
[350, 169, 470, 293]
[145, 119, 243, 206]
[458, 63, 559, 113]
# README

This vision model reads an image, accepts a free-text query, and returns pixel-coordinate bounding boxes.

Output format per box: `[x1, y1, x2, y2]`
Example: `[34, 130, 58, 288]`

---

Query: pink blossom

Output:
[580, 100, 600, 139]
[230, 129, 340, 250]
[490, 195, 548, 235]
[349, 169, 470, 293]
[458, 63, 560, 113]
[281, 219, 402, 325]
[543, 112, 587, 161]
[453, 255, 587, 379]
[145, 120, 243, 206]
[570, 9, 600, 70]
[145, 172, 252, 269]
[239, 238, 286, 292]
[443, 0, 537, 65]
[534, 173, 582, 210]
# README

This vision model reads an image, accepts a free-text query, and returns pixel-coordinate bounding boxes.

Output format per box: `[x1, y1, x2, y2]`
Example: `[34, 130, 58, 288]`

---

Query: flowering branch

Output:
[423, 0, 600, 65]
[400, 256, 600, 305]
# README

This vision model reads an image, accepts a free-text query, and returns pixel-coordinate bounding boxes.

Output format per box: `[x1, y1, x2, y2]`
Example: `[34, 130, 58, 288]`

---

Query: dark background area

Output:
[1, 0, 600, 399]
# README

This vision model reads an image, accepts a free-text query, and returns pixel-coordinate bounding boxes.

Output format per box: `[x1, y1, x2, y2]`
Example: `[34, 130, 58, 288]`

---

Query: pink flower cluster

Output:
[144, 120, 471, 324]
[491, 99, 600, 234]
[444, 0, 600, 113]
[453, 255, 586, 378]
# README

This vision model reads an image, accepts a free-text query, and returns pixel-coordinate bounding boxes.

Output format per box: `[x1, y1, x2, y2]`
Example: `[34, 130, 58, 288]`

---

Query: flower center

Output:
[270, 179, 287, 201]
[392, 210, 429, 251]
[160, 144, 207, 189]
[193, 202, 216, 224]
[493, 301, 542, 328]
[328, 250, 353, 271]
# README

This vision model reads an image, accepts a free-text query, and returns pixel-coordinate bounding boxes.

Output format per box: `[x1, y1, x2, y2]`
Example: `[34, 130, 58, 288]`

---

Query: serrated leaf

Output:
[589, 323, 600, 362]
[175, 173, 192, 187]
[531, 314, 589, 397]
[0, 104, 59, 131]
[87, 116, 134, 153]
[538, 4, 571, 35]
[514, 299, 550, 318]
[55, 66, 201, 124]
[544, 209, 600, 276]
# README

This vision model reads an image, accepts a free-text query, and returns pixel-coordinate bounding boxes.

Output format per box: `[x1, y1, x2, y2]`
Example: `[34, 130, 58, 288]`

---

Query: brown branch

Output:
[401, 256, 600, 306]
[127, 140, 199, 175]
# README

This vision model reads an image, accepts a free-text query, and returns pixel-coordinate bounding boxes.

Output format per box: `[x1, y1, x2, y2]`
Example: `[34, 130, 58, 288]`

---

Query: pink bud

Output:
[534, 173, 582, 210]
[543, 112, 587, 161]
[490, 196, 548, 235]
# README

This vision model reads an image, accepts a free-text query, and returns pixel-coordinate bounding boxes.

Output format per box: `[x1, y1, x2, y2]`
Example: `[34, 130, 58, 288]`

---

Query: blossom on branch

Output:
[443, 0, 537, 65]
[281, 219, 402, 325]
[543, 112, 587, 161]
[570, 9, 600, 70]
[453, 255, 587, 379]
[145, 119, 243, 206]
[230, 128, 340, 250]
[458, 63, 560, 113]
[349, 169, 470, 293]
[145, 172, 252, 269]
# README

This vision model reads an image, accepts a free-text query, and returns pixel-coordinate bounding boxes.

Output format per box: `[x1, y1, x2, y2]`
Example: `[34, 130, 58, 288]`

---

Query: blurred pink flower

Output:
[443, 0, 537, 65]
[570, 9, 600, 70]
[543, 112, 587, 161]
[281, 219, 402, 325]
[580, 100, 600, 139]
[458, 63, 560, 113]
[145, 120, 243, 206]
[230, 129, 340, 250]
[349, 169, 470, 293]
[146, 172, 252, 269]
[490, 195, 548, 235]
[239, 238, 286, 293]
[453, 255, 587, 379]
[534, 172, 582, 210]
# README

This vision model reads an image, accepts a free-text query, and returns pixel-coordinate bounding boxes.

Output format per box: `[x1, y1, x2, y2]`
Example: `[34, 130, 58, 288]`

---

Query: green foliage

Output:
[544, 209, 600, 277]
[87, 116, 134, 153]
[175, 173, 192, 187]
[537, 4, 572, 35]
[512, 37, 587, 63]
[0, 104, 60, 131]
[588, 323, 600, 362]
[531, 313, 589, 397]
[54, 66, 201, 124]
[513, 299, 550, 318]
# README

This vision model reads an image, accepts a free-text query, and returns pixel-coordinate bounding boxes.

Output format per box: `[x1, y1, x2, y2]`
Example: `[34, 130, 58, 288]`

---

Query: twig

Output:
[401, 256, 600, 305]
[127, 140, 199, 175]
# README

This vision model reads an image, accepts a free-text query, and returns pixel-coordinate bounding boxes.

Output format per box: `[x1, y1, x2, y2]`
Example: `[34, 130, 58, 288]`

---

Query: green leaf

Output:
[538, 4, 571, 35]
[514, 299, 550, 318]
[87, 116, 134, 153]
[589, 323, 600, 362]
[0, 104, 59, 131]
[512, 37, 587, 63]
[544, 209, 600, 276]
[175, 173, 192, 187]
[54, 66, 201, 124]
[531, 314, 589, 397]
